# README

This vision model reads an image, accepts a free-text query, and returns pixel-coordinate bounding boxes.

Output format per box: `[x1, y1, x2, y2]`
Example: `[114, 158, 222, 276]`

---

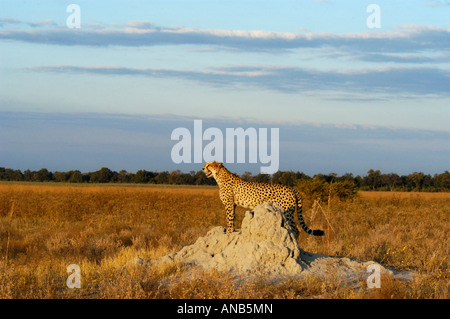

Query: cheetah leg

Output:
[224, 203, 236, 233]
[285, 207, 300, 239]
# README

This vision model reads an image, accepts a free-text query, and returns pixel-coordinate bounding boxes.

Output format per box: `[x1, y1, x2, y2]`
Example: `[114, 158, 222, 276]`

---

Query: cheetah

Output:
[202, 161, 325, 238]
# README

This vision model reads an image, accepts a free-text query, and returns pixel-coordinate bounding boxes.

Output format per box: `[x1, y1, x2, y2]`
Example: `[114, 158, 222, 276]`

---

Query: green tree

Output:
[435, 171, 450, 190]
[154, 171, 169, 184]
[295, 171, 311, 181]
[90, 167, 114, 183]
[241, 171, 253, 182]
[133, 170, 155, 183]
[383, 173, 400, 191]
[254, 173, 271, 183]
[409, 172, 425, 191]
[68, 170, 83, 183]
[117, 170, 132, 183]
[0, 168, 24, 181]
[363, 169, 382, 190]
[272, 171, 296, 187]
[33, 168, 53, 182]
[53, 171, 70, 182]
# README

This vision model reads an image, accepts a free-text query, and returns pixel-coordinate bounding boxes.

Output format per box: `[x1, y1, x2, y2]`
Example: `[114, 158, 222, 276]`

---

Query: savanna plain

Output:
[0, 182, 448, 299]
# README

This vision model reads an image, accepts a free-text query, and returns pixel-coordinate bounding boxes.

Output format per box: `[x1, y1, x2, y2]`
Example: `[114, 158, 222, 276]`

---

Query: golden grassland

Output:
[0, 183, 448, 299]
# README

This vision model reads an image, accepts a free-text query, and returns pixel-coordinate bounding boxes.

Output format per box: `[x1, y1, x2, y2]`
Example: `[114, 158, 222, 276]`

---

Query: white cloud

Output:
[426, 0, 450, 7]
[1, 21, 449, 56]
[31, 64, 450, 97]
[0, 17, 56, 28]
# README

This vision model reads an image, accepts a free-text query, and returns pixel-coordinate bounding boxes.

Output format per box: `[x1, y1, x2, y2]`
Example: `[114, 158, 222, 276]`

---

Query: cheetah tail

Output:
[297, 201, 325, 236]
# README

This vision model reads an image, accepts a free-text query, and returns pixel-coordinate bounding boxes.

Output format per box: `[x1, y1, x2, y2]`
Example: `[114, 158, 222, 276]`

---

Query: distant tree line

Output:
[0, 167, 449, 192]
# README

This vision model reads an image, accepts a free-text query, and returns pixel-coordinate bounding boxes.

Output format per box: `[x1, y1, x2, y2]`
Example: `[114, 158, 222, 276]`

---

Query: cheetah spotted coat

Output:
[202, 161, 325, 238]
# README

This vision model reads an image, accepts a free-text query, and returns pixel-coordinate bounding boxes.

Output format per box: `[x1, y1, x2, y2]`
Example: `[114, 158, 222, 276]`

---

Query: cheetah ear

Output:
[218, 162, 223, 167]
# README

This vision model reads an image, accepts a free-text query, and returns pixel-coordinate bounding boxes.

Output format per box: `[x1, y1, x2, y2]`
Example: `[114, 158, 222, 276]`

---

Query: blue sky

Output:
[0, 0, 449, 175]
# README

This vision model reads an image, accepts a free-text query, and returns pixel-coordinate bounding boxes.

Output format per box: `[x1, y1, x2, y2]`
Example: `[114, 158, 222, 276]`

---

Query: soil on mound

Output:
[134, 203, 414, 284]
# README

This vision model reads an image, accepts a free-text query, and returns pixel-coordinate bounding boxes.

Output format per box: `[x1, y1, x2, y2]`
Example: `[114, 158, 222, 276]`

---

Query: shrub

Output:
[296, 178, 357, 202]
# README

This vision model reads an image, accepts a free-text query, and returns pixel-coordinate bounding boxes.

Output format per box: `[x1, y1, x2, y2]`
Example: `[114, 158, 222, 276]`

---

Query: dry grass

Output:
[0, 183, 448, 299]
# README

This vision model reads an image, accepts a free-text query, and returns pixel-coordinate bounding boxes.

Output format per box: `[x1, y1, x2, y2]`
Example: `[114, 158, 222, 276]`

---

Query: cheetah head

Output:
[202, 161, 223, 178]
